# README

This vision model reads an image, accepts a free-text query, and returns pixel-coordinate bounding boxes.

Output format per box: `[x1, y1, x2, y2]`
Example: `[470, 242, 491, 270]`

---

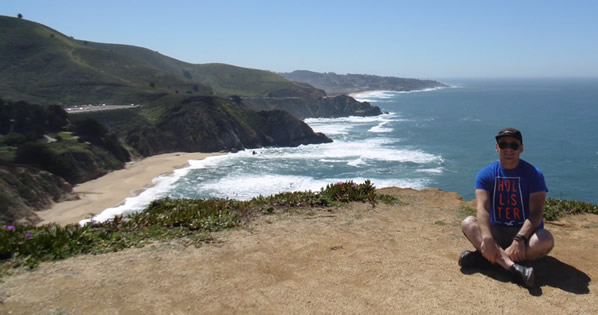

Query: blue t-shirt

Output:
[475, 159, 548, 227]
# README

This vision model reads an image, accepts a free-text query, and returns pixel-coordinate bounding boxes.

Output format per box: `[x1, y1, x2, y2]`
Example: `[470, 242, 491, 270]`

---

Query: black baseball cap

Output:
[495, 128, 523, 143]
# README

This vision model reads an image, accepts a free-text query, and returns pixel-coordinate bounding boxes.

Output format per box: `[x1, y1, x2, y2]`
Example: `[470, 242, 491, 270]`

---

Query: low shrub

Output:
[544, 198, 598, 221]
[1, 180, 392, 275]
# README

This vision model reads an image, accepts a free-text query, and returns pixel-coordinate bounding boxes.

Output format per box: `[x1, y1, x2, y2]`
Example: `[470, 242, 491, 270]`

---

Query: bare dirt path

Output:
[1, 188, 596, 314]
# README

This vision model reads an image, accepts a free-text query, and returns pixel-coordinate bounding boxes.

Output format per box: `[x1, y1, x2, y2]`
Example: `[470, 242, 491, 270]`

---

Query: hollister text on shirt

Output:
[493, 176, 525, 226]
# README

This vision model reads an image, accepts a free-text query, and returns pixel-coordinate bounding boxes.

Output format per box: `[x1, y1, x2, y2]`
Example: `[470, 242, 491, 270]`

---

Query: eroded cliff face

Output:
[248, 109, 332, 147]
[0, 165, 76, 225]
[118, 96, 332, 156]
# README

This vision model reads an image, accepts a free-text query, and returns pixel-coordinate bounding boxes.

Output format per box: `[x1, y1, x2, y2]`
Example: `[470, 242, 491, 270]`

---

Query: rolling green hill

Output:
[0, 16, 325, 106]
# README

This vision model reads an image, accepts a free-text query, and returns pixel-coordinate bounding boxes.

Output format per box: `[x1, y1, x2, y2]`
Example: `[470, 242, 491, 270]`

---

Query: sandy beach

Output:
[36, 152, 224, 226]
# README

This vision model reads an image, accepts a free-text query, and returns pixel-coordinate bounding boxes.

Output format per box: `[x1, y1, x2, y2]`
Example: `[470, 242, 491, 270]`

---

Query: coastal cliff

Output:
[0, 164, 76, 225]
[1, 96, 332, 224]
[243, 94, 382, 120]
[72, 96, 332, 156]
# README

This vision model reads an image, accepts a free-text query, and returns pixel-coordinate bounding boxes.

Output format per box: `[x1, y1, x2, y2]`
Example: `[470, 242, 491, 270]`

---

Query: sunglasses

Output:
[498, 141, 520, 150]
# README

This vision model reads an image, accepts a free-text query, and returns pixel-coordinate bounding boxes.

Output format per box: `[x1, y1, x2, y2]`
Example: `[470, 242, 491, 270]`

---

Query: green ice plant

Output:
[544, 198, 598, 221]
[0, 181, 396, 275]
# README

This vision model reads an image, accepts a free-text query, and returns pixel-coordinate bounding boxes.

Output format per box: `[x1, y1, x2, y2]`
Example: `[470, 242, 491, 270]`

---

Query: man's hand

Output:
[480, 237, 500, 264]
[505, 240, 527, 262]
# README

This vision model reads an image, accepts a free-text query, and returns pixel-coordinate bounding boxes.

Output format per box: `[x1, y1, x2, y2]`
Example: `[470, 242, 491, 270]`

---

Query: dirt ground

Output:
[1, 188, 597, 314]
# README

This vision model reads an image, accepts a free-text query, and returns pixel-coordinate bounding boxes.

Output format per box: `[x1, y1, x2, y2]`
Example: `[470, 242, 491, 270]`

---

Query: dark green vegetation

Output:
[72, 96, 332, 156]
[0, 99, 132, 224]
[0, 181, 397, 275]
[245, 94, 382, 120]
[279, 70, 449, 95]
[544, 198, 598, 221]
[0, 99, 131, 182]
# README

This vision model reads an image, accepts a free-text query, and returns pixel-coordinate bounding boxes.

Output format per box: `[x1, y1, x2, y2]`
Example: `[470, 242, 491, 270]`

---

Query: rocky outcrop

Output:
[0, 164, 77, 225]
[243, 95, 382, 120]
[249, 109, 333, 146]
[85, 96, 332, 156]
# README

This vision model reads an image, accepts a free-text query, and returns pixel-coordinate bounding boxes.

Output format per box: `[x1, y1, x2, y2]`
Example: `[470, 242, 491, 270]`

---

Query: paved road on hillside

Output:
[66, 104, 140, 114]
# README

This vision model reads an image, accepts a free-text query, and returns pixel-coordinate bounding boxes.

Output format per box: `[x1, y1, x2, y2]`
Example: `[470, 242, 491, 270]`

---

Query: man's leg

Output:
[460, 216, 515, 270]
[526, 228, 554, 261]
[461, 216, 537, 288]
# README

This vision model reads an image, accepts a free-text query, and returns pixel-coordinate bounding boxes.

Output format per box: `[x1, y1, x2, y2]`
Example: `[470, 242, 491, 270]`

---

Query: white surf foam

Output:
[351, 90, 397, 102]
[308, 122, 352, 135]
[79, 154, 230, 225]
[416, 167, 444, 174]
[351, 87, 449, 102]
[305, 112, 398, 125]
[230, 137, 441, 165]
[196, 175, 429, 201]
[368, 121, 393, 133]
[347, 157, 367, 167]
[199, 174, 325, 200]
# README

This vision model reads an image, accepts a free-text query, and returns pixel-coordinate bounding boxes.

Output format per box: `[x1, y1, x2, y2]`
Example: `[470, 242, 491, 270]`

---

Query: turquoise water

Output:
[378, 78, 598, 202]
[170, 78, 598, 203]
[86, 78, 598, 223]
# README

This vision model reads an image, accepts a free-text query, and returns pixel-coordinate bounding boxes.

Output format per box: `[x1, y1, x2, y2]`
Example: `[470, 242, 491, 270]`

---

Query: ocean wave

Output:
[308, 122, 353, 135]
[188, 175, 429, 201]
[198, 174, 321, 200]
[462, 116, 481, 122]
[347, 157, 367, 167]
[305, 112, 398, 125]
[78, 155, 231, 225]
[350, 90, 396, 102]
[79, 166, 194, 225]
[416, 167, 444, 174]
[207, 137, 441, 166]
[351, 87, 450, 102]
[249, 139, 440, 164]
[319, 158, 347, 163]
[368, 121, 393, 133]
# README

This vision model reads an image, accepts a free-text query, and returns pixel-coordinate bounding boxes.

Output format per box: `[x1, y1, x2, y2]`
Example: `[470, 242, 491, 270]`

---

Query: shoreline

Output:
[36, 152, 225, 226]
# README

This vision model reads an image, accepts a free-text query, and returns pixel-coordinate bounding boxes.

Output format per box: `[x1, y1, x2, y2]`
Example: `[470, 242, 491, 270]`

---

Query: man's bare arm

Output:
[475, 189, 500, 263]
[518, 191, 546, 239]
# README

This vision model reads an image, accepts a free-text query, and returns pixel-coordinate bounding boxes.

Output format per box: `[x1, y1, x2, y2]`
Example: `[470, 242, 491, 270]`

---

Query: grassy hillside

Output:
[0, 16, 325, 105]
[0, 16, 212, 105]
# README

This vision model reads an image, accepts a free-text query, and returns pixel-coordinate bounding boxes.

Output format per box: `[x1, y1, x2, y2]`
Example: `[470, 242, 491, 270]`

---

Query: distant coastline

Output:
[278, 70, 448, 96]
[348, 86, 451, 102]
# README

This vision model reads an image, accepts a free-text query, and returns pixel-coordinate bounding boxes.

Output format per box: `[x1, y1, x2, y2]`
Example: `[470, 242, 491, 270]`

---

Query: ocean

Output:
[87, 78, 598, 223]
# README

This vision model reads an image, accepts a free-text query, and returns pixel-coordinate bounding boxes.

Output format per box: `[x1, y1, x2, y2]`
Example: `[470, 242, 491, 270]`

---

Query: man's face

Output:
[496, 136, 523, 163]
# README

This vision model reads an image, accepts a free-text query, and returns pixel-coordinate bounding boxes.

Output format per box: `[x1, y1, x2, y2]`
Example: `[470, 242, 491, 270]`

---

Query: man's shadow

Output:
[461, 256, 590, 295]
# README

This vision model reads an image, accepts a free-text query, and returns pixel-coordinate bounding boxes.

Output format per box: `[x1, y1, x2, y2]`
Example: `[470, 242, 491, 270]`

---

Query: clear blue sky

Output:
[2, 0, 598, 79]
